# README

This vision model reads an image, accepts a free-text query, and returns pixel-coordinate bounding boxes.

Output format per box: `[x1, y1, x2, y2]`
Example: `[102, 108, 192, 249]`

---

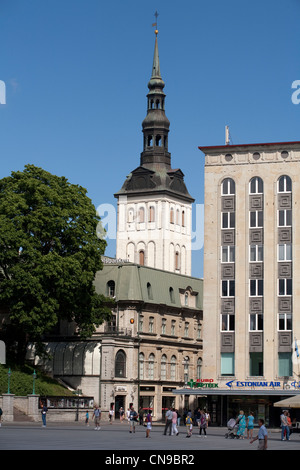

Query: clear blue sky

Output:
[1, 0, 300, 278]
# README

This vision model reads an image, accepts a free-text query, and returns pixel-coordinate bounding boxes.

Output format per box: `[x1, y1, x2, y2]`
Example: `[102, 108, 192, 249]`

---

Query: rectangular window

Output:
[197, 322, 201, 339]
[149, 317, 154, 333]
[171, 320, 176, 336]
[278, 278, 292, 296]
[184, 322, 189, 337]
[278, 353, 292, 377]
[222, 280, 235, 297]
[221, 353, 235, 376]
[250, 314, 263, 331]
[250, 279, 263, 296]
[250, 211, 263, 228]
[278, 210, 292, 227]
[249, 352, 263, 376]
[249, 245, 264, 262]
[221, 246, 235, 263]
[139, 316, 143, 332]
[161, 318, 166, 335]
[250, 245, 263, 262]
[278, 313, 292, 331]
[222, 212, 235, 229]
[278, 244, 292, 261]
[221, 314, 235, 331]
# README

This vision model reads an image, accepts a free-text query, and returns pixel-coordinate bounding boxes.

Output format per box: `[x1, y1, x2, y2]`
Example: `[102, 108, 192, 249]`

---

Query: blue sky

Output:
[1, 0, 300, 278]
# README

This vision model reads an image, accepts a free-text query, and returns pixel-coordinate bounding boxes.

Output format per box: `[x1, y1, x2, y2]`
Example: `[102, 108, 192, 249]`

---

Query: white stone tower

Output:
[114, 31, 194, 275]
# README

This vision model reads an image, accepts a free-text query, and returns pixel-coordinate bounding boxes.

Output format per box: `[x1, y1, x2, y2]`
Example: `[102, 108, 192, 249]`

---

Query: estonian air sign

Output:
[225, 380, 300, 389]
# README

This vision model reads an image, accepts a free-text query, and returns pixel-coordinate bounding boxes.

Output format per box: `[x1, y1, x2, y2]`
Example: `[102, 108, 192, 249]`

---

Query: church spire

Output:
[151, 34, 161, 79]
[141, 27, 170, 169]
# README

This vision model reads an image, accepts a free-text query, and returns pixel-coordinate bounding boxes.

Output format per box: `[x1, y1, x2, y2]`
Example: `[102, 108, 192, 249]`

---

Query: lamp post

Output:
[7, 368, 11, 394]
[32, 370, 37, 395]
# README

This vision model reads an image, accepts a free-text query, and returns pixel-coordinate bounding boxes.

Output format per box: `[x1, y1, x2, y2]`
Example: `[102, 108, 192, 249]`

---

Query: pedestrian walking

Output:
[246, 412, 254, 439]
[236, 410, 246, 439]
[138, 407, 144, 425]
[185, 412, 193, 438]
[109, 406, 114, 424]
[171, 408, 179, 436]
[176, 410, 181, 427]
[119, 407, 125, 422]
[163, 407, 173, 435]
[145, 410, 152, 438]
[204, 409, 210, 427]
[0, 406, 3, 427]
[199, 410, 207, 437]
[195, 407, 201, 428]
[92, 406, 101, 430]
[280, 410, 290, 441]
[250, 419, 268, 450]
[129, 407, 138, 433]
[41, 402, 48, 427]
[286, 412, 292, 438]
[85, 410, 89, 426]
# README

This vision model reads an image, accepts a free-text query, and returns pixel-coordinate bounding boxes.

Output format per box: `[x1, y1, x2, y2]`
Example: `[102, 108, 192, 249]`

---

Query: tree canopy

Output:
[0, 164, 112, 362]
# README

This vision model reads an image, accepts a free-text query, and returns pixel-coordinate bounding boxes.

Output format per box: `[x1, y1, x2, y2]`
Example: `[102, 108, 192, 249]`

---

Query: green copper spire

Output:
[148, 31, 165, 90]
[151, 35, 161, 78]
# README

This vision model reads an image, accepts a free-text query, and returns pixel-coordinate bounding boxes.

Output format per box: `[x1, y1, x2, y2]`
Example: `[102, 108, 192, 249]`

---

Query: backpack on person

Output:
[186, 416, 192, 425]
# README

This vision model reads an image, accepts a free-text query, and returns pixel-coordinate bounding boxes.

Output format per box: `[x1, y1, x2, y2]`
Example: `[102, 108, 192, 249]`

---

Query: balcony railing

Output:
[102, 326, 132, 336]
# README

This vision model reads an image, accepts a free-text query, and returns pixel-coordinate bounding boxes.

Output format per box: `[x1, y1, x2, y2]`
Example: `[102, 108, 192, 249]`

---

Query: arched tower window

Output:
[175, 251, 180, 270]
[149, 206, 155, 222]
[139, 207, 145, 223]
[115, 350, 126, 378]
[170, 208, 174, 224]
[155, 135, 162, 147]
[139, 250, 145, 266]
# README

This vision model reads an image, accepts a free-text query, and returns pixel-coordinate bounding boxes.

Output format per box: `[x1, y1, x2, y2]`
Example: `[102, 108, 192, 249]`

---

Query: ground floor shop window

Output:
[140, 396, 154, 413]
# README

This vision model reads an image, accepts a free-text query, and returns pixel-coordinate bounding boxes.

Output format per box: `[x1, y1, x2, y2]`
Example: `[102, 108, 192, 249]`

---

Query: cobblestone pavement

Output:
[0, 422, 299, 453]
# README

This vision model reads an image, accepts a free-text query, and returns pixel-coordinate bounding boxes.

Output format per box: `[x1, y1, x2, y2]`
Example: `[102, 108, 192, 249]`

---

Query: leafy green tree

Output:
[0, 165, 112, 363]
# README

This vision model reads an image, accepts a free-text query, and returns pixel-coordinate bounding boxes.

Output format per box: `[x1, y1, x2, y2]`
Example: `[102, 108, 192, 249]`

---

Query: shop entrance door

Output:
[115, 395, 125, 419]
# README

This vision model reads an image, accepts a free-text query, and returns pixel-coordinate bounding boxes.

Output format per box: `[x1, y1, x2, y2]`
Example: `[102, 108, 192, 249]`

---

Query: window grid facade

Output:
[220, 178, 236, 375]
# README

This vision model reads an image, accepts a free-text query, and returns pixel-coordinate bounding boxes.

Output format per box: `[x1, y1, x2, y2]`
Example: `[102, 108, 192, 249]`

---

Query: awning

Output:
[172, 388, 300, 397]
[273, 395, 300, 408]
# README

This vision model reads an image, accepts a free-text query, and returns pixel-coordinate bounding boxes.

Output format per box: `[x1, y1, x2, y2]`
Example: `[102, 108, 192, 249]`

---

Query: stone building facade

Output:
[198, 141, 300, 426]
[35, 261, 203, 421]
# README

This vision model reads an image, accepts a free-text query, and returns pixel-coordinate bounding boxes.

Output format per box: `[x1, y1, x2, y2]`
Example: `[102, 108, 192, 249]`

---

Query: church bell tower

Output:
[115, 28, 194, 275]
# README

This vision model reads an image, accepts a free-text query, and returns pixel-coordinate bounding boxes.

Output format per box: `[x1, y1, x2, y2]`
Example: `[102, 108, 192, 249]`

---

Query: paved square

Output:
[0, 422, 299, 452]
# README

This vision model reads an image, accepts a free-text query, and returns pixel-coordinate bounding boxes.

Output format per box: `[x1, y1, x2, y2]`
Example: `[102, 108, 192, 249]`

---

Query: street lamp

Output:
[7, 368, 11, 394]
[32, 370, 37, 395]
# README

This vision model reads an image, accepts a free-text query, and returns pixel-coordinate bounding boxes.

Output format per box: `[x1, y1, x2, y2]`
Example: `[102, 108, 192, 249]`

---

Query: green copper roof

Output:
[94, 262, 203, 310]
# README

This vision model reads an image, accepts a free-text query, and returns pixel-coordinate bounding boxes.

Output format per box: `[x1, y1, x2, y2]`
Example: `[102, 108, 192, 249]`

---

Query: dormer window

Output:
[107, 280, 115, 297]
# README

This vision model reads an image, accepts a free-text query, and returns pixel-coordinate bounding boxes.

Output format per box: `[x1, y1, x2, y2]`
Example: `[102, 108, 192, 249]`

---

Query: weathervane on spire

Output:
[152, 11, 159, 36]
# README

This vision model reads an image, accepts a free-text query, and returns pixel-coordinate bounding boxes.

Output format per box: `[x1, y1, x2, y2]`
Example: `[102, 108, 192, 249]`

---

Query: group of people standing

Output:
[163, 407, 180, 436]
[163, 407, 210, 438]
